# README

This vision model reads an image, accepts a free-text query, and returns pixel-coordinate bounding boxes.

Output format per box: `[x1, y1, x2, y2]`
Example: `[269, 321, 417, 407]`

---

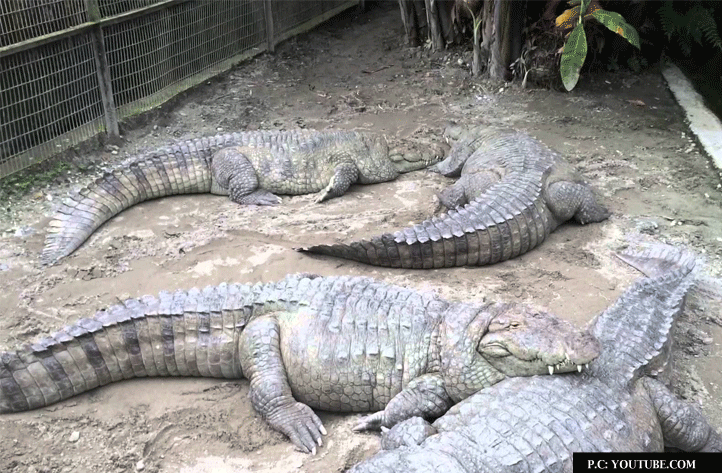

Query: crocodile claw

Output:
[267, 401, 326, 454]
[353, 411, 385, 432]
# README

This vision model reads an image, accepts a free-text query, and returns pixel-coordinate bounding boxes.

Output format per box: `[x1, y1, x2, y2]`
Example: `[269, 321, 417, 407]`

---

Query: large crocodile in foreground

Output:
[41, 129, 444, 265]
[351, 245, 722, 473]
[0, 274, 598, 453]
[300, 128, 610, 268]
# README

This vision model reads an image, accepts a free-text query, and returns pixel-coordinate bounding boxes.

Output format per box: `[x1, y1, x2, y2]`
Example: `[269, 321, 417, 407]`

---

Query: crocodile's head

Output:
[431, 125, 516, 176]
[386, 138, 446, 174]
[428, 136, 475, 177]
[440, 302, 600, 402]
[478, 304, 601, 377]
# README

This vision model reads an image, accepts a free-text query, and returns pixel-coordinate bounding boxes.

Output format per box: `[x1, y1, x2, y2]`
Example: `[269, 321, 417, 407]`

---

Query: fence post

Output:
[86, 0, 120, 138]
[264, 0, 275, 53]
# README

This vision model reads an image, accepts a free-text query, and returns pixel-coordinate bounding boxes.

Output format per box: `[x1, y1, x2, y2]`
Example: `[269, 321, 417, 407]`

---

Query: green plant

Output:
[556, 0, 640, 90]
[658, 1, 722, 57]
[463, 0, 484, 76]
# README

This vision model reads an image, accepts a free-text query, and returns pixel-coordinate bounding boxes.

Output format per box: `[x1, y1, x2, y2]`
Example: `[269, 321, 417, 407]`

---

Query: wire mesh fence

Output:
[272, 0, 349, 39]
[0, 0, 359, 178]
[0, 1, 87, 47]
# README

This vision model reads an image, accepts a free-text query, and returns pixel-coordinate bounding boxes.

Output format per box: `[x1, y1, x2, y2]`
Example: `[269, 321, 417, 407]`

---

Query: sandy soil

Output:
[1, 4, 721, 472]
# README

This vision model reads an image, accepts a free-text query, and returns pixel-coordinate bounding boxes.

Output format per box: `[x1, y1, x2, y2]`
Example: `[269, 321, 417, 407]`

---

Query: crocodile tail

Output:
[0, 282, 258, 413]
[589, 244, 697, 388]
[40, 140, 218, 265]
[0, 274, 340, 413]
[300, 176, 553, 269]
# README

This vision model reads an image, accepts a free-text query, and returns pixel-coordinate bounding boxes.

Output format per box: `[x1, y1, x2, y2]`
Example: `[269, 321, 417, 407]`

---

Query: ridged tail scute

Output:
[0, 282, 267, 413]
[40, 138, 223, 266]
[589, 244, 697, 388]
[299, 172, 552, 269]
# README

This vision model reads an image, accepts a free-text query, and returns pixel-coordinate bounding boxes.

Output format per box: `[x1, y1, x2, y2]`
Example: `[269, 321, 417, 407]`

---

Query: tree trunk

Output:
[472, 23, 482, 75]
[425, 0, 444, 50]
[481, 0, 494, 52]
[489, 0, 525, 81]
[399, 0, 458, 49]
[437, 0, 460, 45]
[398, 0, 420, 46]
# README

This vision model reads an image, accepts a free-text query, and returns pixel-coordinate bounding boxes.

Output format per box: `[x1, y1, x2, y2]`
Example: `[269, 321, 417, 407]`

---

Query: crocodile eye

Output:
[510, 321, 520, 328]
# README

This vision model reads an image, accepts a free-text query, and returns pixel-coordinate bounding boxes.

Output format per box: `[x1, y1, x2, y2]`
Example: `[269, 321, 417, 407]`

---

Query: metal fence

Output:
[0, 0, 357, 178]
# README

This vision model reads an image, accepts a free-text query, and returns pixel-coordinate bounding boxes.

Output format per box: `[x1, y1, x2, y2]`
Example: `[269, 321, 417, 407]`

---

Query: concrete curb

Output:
[662, 63, 722, 172]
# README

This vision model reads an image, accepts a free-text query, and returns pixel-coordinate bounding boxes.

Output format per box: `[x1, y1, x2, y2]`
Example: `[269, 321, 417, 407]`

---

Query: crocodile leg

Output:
[239, 316, 326, 454]
[315, 162, 360, 203]
[438, 171, 504, 209]
[380, 417, 438, 450]
[211, 147, 282, 205]
[353, 373, 453, 431]
[645, 378, 722, 452]
[545, 180, 611, 225]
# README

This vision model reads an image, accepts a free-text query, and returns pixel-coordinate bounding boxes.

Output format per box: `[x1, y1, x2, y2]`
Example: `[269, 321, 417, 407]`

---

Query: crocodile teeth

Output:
[577, 365, 583, 372]
[585, 364, 589, 369]
[548, 365, 554, 375]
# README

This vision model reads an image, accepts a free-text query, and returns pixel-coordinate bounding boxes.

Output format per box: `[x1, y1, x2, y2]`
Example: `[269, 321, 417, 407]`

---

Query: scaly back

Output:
[588, 244, 697, 389]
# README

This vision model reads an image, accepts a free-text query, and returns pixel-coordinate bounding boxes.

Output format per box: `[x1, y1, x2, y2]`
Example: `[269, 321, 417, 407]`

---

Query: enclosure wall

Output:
[0, 0, 358, 178]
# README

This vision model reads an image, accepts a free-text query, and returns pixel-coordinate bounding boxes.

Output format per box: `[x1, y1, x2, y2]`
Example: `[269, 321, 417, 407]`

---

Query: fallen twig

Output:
[362, 65, 392, 74]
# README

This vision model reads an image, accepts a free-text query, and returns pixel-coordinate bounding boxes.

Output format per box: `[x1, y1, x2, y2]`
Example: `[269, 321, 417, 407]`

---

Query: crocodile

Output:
[0, 274, 599, 454]
[350, 245, 722, 473]
[299, 128, 610, 268]
[40, 129, 444, 265]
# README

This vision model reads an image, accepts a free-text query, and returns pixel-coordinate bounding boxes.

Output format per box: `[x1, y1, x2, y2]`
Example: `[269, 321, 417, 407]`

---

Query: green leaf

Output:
[591, 10, 640, 49]
[560, 24, 588, 91]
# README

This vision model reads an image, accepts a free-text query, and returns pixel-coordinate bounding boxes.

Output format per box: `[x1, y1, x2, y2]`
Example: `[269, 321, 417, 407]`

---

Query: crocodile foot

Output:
[353, 411, 385, 431]
[266, 401, 327, 454]
[235, 189, 282, 206]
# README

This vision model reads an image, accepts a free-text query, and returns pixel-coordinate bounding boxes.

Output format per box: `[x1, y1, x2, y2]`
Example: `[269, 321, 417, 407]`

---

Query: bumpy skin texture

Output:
[300, 128, 610, 268]
[41, 130, 444, 265]
[351, 245, 722, 473]
[0, 274, 598, 454]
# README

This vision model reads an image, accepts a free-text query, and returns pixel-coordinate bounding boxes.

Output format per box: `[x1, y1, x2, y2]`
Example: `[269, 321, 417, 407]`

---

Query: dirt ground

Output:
[1, 3, 721, 472]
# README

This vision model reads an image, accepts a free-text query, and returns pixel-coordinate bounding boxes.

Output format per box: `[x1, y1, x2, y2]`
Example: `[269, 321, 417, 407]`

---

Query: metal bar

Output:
[86, 0, 119, 138]
[0, 0, 187, 59]
[264, 0, 275, 53]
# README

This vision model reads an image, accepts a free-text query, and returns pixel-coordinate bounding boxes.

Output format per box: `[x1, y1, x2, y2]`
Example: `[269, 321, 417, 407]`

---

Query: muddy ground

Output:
[1, 3, 721, 472]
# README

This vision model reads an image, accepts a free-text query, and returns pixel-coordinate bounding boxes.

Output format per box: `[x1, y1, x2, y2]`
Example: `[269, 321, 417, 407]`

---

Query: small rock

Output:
[136, 460, 145, 471]
[635, 220, 658, 235]
[68, 431, 80, 443]
[0, 263, 8, 271]
[14, 226, 36, 238]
